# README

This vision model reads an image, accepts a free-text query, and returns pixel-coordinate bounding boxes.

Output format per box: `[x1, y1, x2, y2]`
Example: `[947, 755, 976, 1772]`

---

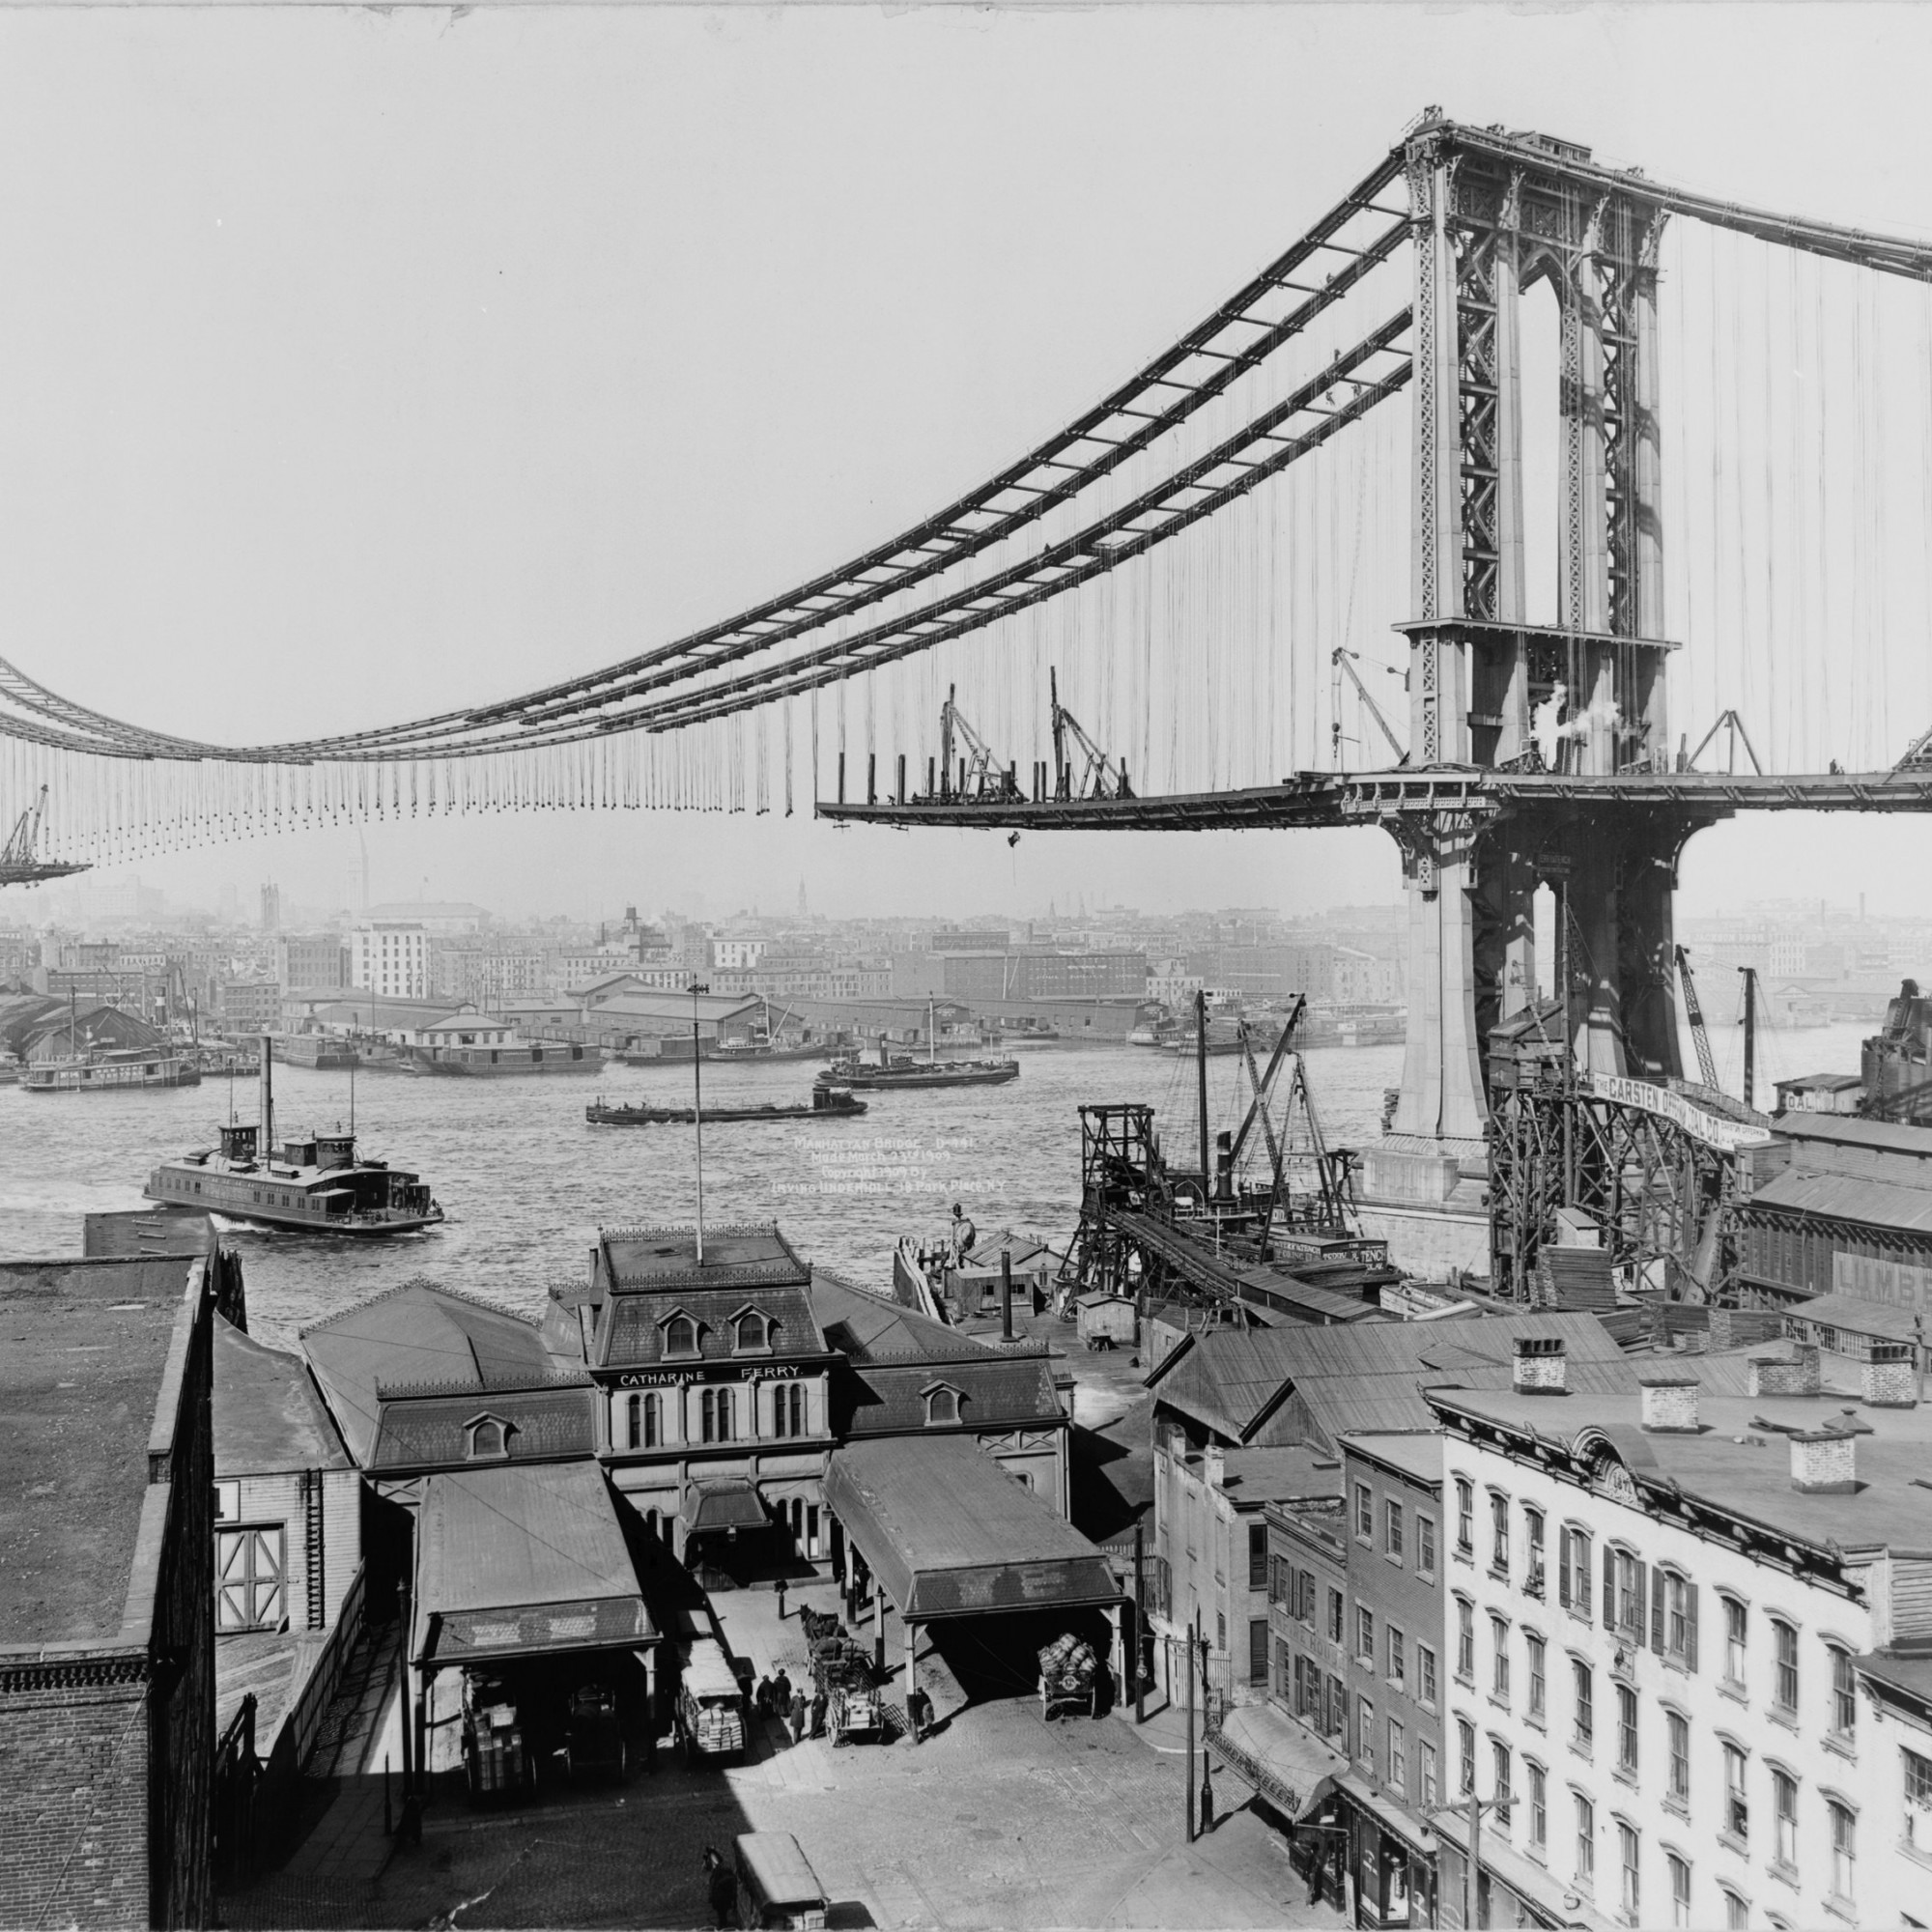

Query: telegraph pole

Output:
[691, 977, 709, 1261]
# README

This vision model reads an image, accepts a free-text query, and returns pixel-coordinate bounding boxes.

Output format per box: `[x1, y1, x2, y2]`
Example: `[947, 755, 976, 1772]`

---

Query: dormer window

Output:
[465, 1414, 513, 1461]
[662, 1311, 700, 1359]
[732, 1306, 774, 1355]
[923, 1382, 963, 1427]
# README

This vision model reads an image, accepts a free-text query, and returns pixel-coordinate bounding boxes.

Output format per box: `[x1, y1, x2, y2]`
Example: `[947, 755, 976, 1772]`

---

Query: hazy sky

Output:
[7, 2, 1932, 923]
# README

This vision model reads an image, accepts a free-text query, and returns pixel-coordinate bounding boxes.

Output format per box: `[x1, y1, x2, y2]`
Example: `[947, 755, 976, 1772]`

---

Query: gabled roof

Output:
[1150, 1311, 1634, 1449]
[598, 1284, 827, 1371]
[811, 1270, 981, 1363]
[301, 1281, 582, 1466]
[213, 1315, 352, 1476]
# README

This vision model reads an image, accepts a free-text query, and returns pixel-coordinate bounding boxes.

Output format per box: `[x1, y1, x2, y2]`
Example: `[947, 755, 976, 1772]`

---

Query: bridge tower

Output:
[1357, 116, 1696, 1270]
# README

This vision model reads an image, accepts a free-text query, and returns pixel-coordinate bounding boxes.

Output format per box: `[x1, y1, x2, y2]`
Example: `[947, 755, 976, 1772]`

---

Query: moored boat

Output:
[586, 1085, 867, 1126]
[820, 1053, 1018, 1090]
[25, 1048, 201, 1092]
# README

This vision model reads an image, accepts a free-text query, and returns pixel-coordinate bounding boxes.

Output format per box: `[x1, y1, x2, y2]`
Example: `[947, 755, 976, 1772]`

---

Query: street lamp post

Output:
[690, 978, 708, 1261]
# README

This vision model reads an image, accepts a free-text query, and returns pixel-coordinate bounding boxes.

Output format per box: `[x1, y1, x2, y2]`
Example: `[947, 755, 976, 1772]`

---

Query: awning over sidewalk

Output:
[823, 1435, 1118, 1620]
[1208, 1701, 1347, 1822]
[412, 1461, 656, 1670]
[681, 1477, 769, 1533]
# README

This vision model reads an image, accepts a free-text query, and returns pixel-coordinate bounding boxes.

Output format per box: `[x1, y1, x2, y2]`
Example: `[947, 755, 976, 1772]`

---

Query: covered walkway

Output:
[821, 1435, 1122, 1739]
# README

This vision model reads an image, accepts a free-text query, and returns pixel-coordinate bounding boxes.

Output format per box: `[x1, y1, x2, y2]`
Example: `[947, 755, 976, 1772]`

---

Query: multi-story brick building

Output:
[350, 921, 431, 1000]
[1429, 1336, 1932, 1931]
[273, 933, 350, 995]
[217, 978, 280, 1035]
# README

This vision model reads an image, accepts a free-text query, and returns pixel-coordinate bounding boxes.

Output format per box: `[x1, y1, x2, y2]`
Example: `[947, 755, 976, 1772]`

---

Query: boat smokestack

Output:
[259, 1032, 275, 1159]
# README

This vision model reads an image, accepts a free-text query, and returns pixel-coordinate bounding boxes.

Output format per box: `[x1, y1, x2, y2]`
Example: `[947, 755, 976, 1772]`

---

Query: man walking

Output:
[702, 1847, 737, 1929]
[788, 1681, 808, 1745]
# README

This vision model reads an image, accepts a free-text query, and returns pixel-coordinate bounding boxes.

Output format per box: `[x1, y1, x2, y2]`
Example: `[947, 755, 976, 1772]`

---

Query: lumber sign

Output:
[1582, 1072, 1776, 1153]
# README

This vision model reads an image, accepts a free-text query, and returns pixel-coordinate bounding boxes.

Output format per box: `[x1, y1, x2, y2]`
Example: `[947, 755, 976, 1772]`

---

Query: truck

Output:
[462, 1671, 534, 1804]
[800, 1606, 884, 1746]
[676, 1636, 747, 1766]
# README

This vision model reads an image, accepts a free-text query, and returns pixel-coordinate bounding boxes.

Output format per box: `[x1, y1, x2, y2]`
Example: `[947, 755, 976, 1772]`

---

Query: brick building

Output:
[0, 1249, 222, 1928]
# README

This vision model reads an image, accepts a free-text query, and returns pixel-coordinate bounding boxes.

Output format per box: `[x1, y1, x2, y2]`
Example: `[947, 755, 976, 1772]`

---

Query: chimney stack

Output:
[1790, 1425, 1859, 1495]
[1636, 1369, 1701, 1434]
[1863, 1342, 1918, 1408]
[1203, 1442, 1227, 1490]
[1514, 1335, 1568, 1396]
[1748, 1344, 1821, 1399]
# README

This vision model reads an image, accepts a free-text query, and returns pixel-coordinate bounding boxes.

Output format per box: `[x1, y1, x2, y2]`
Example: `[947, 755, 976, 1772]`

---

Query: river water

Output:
[1, 1016, 1872, 1351]
[0, 1039, 1404, 1350]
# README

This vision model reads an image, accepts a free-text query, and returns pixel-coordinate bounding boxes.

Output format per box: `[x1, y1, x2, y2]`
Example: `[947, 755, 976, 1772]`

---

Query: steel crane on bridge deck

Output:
[1048, 668, 1131, 801]
[937, 685, 1022, 802]
[0, 785, 87, 887]
[1329, 648, 1407, 770]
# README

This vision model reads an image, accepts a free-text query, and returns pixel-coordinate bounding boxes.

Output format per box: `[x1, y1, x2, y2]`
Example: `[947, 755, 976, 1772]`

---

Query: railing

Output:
[286, 1561, 368, 1773]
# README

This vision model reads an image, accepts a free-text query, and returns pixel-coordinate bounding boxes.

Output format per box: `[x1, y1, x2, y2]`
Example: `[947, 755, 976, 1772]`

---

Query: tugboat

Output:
[585, 1084, 867, 1126]
[142, 1037, 443, 1236]
[822, 1003, 1019, 1091]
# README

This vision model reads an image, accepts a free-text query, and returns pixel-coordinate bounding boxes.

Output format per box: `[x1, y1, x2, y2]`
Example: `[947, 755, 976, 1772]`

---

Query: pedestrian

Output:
[702, 1847, 737, 1930]
[775, 1576, 787, 1621]
[788, 1683, 808, 1744]
[753, 1674, 774, 1720]
[810, 1688, 827, 1739]
[772, 1665, 792, 1712]
[950, 1202, 977, 1266]
[907, 1683, 930, 1742]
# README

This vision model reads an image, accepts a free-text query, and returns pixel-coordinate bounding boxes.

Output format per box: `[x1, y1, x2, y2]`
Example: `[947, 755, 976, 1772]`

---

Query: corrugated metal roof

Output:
[1748, 1168, 1932, 1235]
[413, 1462, 653, 1664]
[1785, 1291, 1926, 1341]
[1776, 1115, 1932, 1157]
[214, 1315, 352, 1475]
[823, 1436, 1117, 1620]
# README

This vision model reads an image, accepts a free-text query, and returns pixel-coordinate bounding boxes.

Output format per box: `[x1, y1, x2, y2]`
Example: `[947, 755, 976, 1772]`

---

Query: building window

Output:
[1659, 1568, 1697, 1669]
[1358, 1696, 1376, 1775]
[1327, 1587, 1344, 1645]
[1830, 1645, 1857, 1738]
[1608, 1546, 1644, 1640]
[664, 1313, 699, 1359]
[1573, 1659, 1593, 1749]
[1356, 1605, 1375, 1664]
[1388, 1719, 1406, 1795]
[1491, 1492, 1510, 1576]
[1299, 1571, 1317, 1626]
[1386, 1625, 1406, 1689]
[732, 1308, 771, 1352]
[1772, 1769, 1797, 1869]
[773, 1381, 806, 1437]
[1905, 1747, 1932, 1850]
[1575, 1792, 1595, 1889]
[1525, 1506, 1546, 1598]
[1720, 1889, 1748, 1930]
[1217, 1612, 1227, 1653]
[1249, 1619, 1268, 1686]
[1327, 1673, 1347, 1742]
[1249, 1523, 1267, 1589]
[1456, 1476, 1474, 1555]
[1355, 1482, 1374, 1543]
[1616, 1684, 1637, 1776]
[1619, 1822, 1640, 1920]
[1666, 1854, 1690, 1929]
[626, 1391, 661, 1450]
[1492, 1615, 1510, 1702]
[1528, 1760, 1548, 1852]
[1492, 1739, 1514, 1825]
[1722, 1596, 1747, 1688]
[1722, 1742, 1748, 1843]
[1384, 1498, 1404, 1562]
[1772, 1619, 1799, 1717]
[700, 1386, 734, 1443]
[1457, 1597, 1475, 1681]
[1666, 1709, 1690, 1807]
[1527, 1632, 1547, 1720]
[1417, 1513, 1436, 1578]
[1418, 1644, 1437, 1708]
[1458, 1718, 1475, 1796]
[1419, 1739, 1438, 1808]
[923, 1384, 960, 1426]
[466, 1415, 509, 1460]
[216, 1526, 286, 1632]
[1828, 1800, 1855, 1903]
[1560, 1526, 1592, 1618]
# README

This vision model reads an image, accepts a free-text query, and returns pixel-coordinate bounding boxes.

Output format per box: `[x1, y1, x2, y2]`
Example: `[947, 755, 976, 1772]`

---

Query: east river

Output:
[1, 1016, 1877, 1350]
[0, 1039, 1404, 1350]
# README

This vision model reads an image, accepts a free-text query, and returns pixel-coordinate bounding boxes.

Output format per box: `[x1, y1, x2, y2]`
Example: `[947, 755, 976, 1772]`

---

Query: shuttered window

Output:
[216, 1525, 286, 1632]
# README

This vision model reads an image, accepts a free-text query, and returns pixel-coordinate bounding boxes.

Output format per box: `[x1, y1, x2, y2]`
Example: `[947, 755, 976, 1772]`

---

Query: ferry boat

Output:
[142, 1037, 441, 1236]
[585, 1085, 867, 1126]
[407, 1036, 602, 1076]
[25, 1048, 201, 1093]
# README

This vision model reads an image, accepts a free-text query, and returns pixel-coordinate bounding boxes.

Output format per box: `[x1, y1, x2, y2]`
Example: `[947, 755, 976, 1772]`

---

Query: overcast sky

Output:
[7, 2, 1932, 924]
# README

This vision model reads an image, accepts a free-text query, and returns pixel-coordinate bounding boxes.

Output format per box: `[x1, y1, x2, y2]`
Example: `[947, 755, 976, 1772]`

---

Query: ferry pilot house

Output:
[543, 1224, 837, 1570]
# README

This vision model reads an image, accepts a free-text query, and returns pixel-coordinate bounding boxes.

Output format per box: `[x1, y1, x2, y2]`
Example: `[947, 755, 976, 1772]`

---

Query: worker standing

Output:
[950, 1202, 977, 1267]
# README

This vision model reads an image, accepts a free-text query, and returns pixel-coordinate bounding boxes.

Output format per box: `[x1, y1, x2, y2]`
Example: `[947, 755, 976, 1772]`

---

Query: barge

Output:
[586, 1085, 866, 1126]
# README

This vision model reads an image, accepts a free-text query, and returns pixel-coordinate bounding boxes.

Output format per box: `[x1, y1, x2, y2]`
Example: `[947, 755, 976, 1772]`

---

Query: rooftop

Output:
[1428, 1379, 1932, 1558]
[1749, 1166, 1932, 1236]
[1210, 1445, 1343, 1503]
[1773, 1114, 1932, 1158]
[0, 1256, 199, 1645]
[213, 1316, 352, 1476]
[810, 1269, 1039, 1365]
[1341, 1431, 1444, 1487]
[595, 1223, 810, 1294]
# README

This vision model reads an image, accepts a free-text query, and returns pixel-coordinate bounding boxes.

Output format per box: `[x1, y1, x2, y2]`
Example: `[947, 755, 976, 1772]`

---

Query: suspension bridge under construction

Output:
[9, 108, 1932, 1287]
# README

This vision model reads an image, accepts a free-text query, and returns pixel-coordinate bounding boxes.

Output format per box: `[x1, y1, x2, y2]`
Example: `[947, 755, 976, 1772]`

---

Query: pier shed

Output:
[409, 1462, 659, 1777]
[821, 1435, 1121, 1736]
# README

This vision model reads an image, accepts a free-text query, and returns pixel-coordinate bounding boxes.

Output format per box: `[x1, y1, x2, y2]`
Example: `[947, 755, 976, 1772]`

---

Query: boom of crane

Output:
[1674, 945, 1722, 1092]
[1231, 1001, 1351, 1243]
[1329, 649, 1407, 771]
[0, 785, 87, 887]
[1048, 668, 1131, 801]
[937, 686, 1022, 802]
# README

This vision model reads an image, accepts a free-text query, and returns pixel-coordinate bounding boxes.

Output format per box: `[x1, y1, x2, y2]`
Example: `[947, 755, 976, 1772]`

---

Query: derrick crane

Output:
[1675, 945, 1721, 1091]
[1329, 649, 1406, 770]
[1048, 668, 1131, 801]
[937, 686, 1021, 802]
[0, 785, 86, 888]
